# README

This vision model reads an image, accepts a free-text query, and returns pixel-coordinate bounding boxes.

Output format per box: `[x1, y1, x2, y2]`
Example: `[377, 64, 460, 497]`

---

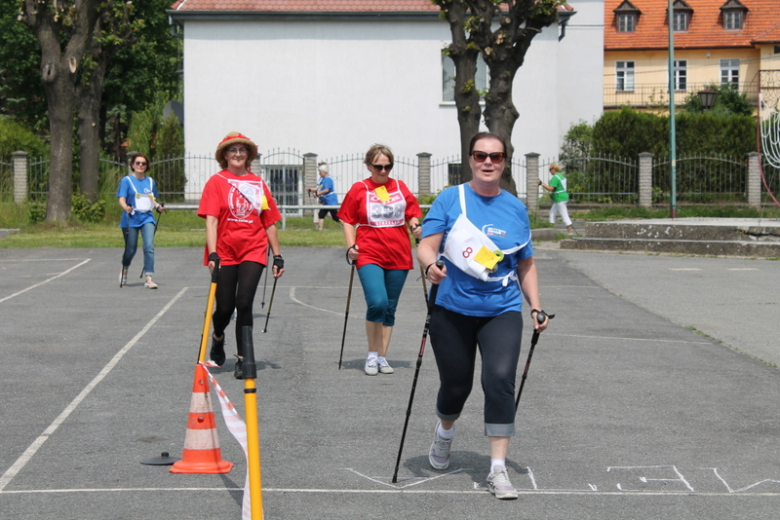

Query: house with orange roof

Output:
[604, 0, 780, 110]
[166, 0, 604, 198]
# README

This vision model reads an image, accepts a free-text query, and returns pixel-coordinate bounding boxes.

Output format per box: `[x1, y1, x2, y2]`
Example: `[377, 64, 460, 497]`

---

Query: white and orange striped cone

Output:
[170, 363, 234, 474]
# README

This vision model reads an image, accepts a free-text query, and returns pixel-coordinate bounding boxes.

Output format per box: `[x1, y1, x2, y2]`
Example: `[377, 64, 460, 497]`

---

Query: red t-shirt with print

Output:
[337, 177, 421, 270]
[197, 170, 281, 266]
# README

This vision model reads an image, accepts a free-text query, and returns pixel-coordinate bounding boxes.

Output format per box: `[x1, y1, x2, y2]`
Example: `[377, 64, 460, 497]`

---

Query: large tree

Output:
[76, 2, 139, 201]
[18, 0, 99, 222]
[434, 0, 561, 192]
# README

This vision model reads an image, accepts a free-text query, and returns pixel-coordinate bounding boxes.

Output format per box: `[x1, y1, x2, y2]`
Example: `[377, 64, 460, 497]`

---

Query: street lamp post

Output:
[697, 89, 718, 110]
[668, 0, 677, 219]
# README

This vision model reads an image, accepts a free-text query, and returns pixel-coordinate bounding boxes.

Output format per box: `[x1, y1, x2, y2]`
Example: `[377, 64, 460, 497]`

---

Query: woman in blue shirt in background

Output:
[117, 152, 165, 288]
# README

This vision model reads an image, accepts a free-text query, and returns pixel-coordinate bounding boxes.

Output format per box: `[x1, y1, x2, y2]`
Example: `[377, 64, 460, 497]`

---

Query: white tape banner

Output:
[201, 363, 252, 520]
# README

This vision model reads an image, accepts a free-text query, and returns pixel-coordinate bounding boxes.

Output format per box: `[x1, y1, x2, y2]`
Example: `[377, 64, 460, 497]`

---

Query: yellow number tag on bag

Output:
[474, 246, 501, 271]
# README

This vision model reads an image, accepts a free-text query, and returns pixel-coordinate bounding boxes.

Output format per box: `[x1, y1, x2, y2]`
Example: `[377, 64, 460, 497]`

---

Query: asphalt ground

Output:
[0, 245, 778, 519]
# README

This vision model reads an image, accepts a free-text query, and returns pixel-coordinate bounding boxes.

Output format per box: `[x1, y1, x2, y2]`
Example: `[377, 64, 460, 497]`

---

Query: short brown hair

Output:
[364, 143, 394, 167]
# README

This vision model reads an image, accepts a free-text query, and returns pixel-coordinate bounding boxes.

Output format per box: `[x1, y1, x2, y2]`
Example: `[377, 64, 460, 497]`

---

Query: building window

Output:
[720, 59, 739, 86]
[672, 11, 689, 31]
[442, 54, 487, 103]
[673, 60, 687, 91]
[618, 13, 636, 32]
[723, 10, 742, 30]
[616, 61, 635, 92]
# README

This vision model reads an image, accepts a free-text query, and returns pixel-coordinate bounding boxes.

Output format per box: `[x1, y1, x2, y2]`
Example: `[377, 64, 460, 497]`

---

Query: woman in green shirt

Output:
[538, 163, 575, 236]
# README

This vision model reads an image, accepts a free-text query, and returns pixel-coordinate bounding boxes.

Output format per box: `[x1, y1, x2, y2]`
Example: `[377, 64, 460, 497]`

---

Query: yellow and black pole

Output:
[197, 257, 220, 363]
[241, 326, 264, 519]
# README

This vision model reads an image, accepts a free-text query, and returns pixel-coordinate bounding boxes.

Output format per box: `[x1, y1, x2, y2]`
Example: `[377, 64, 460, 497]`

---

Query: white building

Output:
[168, 0, 603, 200]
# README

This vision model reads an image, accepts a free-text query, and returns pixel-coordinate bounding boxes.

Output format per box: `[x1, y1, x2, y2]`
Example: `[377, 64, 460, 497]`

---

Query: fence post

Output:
[303, 153, 318, 217]
[746, 152, 761, 208]
[13, 151, 29, 204]
[417, 152, 431, 196]
[638, 152, 653, 208]
[525, 152, 540, 213]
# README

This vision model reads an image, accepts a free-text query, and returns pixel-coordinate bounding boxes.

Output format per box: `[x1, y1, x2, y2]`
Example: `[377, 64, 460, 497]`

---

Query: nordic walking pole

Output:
[241, 326, 264, 519]
[338, 253, 356, 370]
[392, 260, 444, 484]
[140, 204, 165, 279]
[197, 256, 220, 363]
[260, 248, 270, 308]
[515, 310, 555, 412]
[262, 275, 278, 334]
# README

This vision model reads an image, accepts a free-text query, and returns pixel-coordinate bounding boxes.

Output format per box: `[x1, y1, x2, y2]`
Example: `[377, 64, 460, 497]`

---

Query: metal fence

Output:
[556, 155, 639, 203]
[7, 150, 780, 208]
[653, 153, 747, 203]
[0, 158, 12, 201]
[603, 82, 758, 109]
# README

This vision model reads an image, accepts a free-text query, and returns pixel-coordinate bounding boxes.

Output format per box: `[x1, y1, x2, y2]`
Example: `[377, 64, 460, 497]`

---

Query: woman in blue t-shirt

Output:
[117, 152, 165, 288]
[306, 162, 341, 231]
[417, 132, 550, 500]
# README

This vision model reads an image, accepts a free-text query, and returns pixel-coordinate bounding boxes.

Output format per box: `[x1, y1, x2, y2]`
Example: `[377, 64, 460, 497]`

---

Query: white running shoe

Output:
[378, 359, 394, 374]
[364, 357, 378, 376]
[487, 466, 518, 500]
[428, 422, 453, 470]
[144, 276, 158, 289]
[119, 266, 128, 287]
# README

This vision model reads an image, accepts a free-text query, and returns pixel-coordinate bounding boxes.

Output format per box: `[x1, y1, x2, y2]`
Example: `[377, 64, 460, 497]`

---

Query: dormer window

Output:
[614, 0, 641, 33]
[720, 0, 748, 31]
[670, 0, 693, 32]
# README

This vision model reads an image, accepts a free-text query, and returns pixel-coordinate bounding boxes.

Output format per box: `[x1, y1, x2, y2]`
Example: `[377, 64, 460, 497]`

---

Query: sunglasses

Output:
[470, 151, 507, 163]
[227, 148, 248, 155]
[134, 161, 147, 166]
[371, 164, 393, 172]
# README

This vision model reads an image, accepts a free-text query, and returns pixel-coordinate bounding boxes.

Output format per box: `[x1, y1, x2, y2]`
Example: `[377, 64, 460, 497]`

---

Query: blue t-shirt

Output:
[422, 183, 533, 317]
[318, 175, 338, 205]
[117, 175, 159, 228]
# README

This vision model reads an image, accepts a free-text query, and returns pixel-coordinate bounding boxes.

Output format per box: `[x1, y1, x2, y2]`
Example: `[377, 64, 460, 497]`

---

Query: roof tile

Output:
[605, 0, 780, 49]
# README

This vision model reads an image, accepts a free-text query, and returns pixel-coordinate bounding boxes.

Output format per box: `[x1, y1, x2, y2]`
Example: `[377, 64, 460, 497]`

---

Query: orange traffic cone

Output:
[170, 364, 233, 474]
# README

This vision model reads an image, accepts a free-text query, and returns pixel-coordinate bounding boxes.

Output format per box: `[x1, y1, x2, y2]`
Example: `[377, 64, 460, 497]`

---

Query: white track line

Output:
[289, 287, 342, 316]
[0, 287, 188, 492]
[2, 487, 779, 497]
[0, 259, 91, 304]
[544, 332, 711, 345]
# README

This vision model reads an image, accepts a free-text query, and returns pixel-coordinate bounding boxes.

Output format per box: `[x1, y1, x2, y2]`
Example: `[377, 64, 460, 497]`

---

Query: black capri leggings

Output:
[212, 261, 265, 357]
[429, 306, 524, 437]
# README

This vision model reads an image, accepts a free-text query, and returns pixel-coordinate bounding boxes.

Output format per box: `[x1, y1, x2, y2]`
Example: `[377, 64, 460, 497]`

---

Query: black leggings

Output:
[212, 261, 265, 357]
[429, 306, 524, 437]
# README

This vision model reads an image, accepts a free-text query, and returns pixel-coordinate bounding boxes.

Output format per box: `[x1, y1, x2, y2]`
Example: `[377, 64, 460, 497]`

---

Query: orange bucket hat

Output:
[215, 132, 258, 169]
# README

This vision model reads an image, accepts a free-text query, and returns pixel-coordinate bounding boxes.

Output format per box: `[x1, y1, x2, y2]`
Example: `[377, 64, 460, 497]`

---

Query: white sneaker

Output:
[378, 359, 394, 374]
[428, 422, 453, 470]
[144, 277, 158, 289]
[487, 466, 518, 500]
[119, 267, 128, 287]
[364, 357, 378, 376]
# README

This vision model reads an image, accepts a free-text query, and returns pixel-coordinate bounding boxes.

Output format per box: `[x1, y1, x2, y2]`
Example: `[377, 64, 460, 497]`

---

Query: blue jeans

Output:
[122, 222, 156, 275]
[357, 264, 409, 326]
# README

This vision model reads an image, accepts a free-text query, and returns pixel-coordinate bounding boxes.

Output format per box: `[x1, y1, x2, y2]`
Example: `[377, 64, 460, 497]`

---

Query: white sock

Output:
[437, 423, 454, 440]
[490, 459, 506, 474]
[377, 356, 386, 364]
[367, 352, 378, 360]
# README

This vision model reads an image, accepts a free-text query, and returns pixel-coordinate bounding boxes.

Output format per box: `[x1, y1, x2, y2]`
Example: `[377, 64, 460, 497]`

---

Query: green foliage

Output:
[682, 83, 753, 117]
[71, 191, 106, 223]
[0, 118, 49, 157]
[591, 107, 667, 157]
[26, 200, 46, 224]
[0, 0, 47, 131]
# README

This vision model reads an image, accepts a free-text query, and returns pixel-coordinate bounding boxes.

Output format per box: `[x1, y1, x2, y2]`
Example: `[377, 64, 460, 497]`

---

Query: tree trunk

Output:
[42, 63, 77, 222]
[484, 60, 521, 195]
[20, 0, 99, 222]
[438, 0, 487, 183]
[77, 55, 109, 201]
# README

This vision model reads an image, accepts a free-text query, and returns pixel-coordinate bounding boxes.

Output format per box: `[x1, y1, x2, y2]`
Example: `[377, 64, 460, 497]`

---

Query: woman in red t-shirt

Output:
[337, 144, 423, 376]
[197, 132, 285, 379]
